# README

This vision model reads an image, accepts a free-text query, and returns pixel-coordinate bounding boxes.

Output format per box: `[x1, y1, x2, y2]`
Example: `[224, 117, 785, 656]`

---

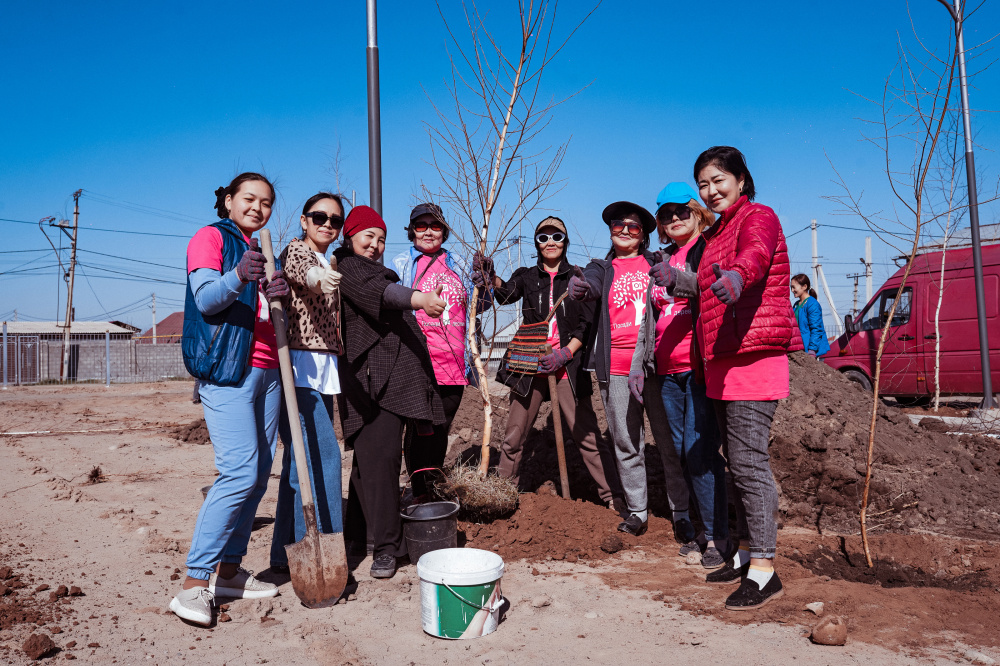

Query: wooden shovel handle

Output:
[260, 231, 318, 521]
[544, 343, 570, 499]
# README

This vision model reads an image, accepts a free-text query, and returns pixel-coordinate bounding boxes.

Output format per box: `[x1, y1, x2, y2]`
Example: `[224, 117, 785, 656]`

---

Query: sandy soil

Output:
[0, 381, 997, 664]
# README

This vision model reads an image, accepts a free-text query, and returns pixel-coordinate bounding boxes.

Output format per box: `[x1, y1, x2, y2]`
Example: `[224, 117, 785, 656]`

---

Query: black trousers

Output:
[345, 408, 406, 559]
[405, 385, 465, 496]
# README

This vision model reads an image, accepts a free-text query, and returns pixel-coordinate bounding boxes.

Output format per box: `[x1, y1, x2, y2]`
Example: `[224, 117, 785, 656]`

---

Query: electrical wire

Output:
[76, 249, 185, 271]
[74, 262, 185, 285]
[81, 190, 207, 225]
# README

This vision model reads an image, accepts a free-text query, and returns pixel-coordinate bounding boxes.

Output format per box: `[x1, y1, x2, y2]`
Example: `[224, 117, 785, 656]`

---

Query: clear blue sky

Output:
[3, 0, 998, 332]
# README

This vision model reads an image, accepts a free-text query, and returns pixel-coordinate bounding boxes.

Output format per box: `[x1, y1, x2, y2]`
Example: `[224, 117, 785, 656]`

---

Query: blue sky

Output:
[2, 0, 999, 332]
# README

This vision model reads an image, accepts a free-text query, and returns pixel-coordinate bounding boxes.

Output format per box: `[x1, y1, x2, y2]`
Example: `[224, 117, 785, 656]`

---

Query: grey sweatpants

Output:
[599, 376, 648, 514]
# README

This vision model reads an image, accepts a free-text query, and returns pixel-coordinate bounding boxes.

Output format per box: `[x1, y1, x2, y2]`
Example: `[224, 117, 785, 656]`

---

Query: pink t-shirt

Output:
[414, 253, 468, 385]
[652, 244, 694, 375]
[608, 255, 651, 376]
[186, 226, 279, 370]
[543, 268, 567, 381]
[704, 350, 789, 400]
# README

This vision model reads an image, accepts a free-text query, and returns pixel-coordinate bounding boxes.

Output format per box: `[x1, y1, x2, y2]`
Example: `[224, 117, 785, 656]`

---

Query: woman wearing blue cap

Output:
[634, 182, 729, 569]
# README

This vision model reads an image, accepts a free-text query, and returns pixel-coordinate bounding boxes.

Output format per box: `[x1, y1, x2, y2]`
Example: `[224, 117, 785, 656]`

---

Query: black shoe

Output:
[724, 571, 784, 610]
[617, 514, 648, 536]
[705, 559, 749, 584]
[678, 539, 700, 556]
[672, 518, 695, 544]
[370, 553, 397, 579]
[269, 564, 290, 575]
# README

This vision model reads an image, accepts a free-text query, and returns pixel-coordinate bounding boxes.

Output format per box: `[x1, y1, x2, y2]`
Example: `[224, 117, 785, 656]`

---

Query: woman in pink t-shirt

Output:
[567, 201, 663, 536]
[693, 146, 800, 611]
[172, 173, 290, 627]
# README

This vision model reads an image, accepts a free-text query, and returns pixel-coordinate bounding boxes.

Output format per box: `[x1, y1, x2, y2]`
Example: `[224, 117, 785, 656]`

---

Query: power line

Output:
[81, 190, 208, 225]
[75, 262, 185, 285]
[76, 248, 185, 271]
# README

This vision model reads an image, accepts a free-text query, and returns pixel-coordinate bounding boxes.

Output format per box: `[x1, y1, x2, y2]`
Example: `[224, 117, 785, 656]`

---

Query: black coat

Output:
[493, 259, 595, 398]
[333, 247, 445, 442]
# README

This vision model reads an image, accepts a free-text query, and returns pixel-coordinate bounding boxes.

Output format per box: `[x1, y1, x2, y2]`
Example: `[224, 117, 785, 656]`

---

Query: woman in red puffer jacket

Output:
[693, 146, 802, 612]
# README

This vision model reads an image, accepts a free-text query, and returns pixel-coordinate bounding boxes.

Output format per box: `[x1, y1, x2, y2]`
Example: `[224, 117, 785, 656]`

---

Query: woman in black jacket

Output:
[473, 217, 616, 506]
[334, 205, 448, 580]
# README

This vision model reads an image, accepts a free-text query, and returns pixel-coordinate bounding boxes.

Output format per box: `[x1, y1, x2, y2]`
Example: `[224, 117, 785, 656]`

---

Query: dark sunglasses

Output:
[609, 220, 644, 237]
[412, 220, 446, 233]
[658, 206, 692, 222]
[535, 232, 566, 244]
[305, 211, 345, 228]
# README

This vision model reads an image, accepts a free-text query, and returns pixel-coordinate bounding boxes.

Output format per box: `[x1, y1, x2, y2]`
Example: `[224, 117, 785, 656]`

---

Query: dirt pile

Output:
[0, 562, 80, 661]
[771, 353, 1000, 536]
[172, 419, 210, 444]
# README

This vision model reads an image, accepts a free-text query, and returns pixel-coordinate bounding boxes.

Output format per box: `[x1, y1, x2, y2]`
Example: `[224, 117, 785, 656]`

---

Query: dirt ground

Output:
[0, 371, 998, 664]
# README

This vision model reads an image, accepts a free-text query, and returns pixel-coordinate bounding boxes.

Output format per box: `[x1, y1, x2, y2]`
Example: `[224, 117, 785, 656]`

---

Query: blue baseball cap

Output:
[655, 182, 699, 215]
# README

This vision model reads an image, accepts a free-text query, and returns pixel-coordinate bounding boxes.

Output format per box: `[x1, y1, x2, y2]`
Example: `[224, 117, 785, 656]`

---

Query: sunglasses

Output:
[305, 211, 345, 228]
[412, 220, 446, 233]
[658, 206, 692, 222]
[535, 232, 566, 244]
[609, 220, 644, 237]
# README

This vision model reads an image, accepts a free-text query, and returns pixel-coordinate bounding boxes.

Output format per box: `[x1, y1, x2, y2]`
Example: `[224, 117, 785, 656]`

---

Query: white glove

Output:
[305, 265, 342, 295]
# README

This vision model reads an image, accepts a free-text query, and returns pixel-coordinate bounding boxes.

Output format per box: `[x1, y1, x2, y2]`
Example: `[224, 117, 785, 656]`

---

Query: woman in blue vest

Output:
[791, 274, 831, 358]
[172, 172, 290, 627]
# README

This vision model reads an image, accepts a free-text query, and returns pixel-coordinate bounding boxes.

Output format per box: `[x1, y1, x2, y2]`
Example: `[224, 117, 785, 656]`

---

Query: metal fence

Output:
[2, 333, 189, 386]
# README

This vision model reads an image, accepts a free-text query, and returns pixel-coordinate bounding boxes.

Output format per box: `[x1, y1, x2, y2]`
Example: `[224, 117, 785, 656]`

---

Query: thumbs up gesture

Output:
[709, 263, 743, 306]
[567, 265, 590, 300]
[418, 285, 448, 318]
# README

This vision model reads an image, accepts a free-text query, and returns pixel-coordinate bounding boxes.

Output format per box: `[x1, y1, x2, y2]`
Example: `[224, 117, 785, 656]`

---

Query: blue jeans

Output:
[660, 371, 728, 543]
[186, 366, 282, 580]
[270, 387, 344, 567]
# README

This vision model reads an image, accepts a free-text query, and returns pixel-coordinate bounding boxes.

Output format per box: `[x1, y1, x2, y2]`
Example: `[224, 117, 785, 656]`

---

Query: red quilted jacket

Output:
[696, 196, 803, 361]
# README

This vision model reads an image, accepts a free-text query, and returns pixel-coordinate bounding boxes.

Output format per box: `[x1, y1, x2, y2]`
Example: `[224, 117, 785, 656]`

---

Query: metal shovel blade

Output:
[285, 511, 348, 608]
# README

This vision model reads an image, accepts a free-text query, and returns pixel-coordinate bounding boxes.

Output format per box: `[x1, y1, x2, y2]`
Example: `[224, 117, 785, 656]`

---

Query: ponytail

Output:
[213, 172, 276, 220]
[809, 287, 817, 299]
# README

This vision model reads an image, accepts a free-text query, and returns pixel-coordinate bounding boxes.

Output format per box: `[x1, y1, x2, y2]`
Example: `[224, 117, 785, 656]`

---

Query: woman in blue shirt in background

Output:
[791, 274, 830, 358]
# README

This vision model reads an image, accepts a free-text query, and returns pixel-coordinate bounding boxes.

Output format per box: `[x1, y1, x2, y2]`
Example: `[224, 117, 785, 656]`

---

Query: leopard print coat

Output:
[278, 238, 343, 355]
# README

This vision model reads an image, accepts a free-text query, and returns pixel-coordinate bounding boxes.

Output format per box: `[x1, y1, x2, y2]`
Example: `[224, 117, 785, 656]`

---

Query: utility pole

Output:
[151, 293, 157, 344]
[936, 0, 994, 409]
[60, 190, 82, 382]
[366, 0, 383, 217]
[864, 236, 872, 303]
[811, 219, 844, 336]
[811, 219, 819, 287]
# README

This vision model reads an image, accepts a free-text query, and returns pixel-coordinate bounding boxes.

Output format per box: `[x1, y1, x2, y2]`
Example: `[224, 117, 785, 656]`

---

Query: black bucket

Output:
[401, 501, 460, 566]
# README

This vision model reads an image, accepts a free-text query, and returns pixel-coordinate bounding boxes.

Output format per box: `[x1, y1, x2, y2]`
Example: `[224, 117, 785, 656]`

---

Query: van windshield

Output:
[857, 287, 912, 331]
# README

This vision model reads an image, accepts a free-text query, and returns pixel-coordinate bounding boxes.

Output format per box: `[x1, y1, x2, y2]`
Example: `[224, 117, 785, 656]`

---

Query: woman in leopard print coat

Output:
[269, 192, 347, 572]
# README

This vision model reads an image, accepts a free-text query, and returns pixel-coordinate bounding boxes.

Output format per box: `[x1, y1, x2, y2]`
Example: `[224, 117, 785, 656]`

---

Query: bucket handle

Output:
[442, 582, 501, 612]
[407, 467, 459, 504]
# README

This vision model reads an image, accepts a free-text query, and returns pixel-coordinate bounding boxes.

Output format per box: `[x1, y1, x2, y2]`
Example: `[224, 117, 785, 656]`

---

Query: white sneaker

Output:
[209, 567, 278, 599]
[169, 587, 214, 626]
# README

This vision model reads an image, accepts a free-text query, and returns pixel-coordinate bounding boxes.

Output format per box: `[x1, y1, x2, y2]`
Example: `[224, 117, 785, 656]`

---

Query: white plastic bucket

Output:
[416, 548, 505, 639]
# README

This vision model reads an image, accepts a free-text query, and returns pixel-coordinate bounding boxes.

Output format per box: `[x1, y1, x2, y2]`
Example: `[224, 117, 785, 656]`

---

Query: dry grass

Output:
[434, 462, 519, 522]
[87, 465, 106, 484]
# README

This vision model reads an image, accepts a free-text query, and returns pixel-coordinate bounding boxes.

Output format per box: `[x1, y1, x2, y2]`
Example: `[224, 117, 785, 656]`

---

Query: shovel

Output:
[543, 343, 571, 499]
[260, 229, 348, 608]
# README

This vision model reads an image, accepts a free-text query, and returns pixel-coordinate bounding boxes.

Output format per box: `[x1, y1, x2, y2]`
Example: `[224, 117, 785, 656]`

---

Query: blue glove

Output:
[567, 265, 590, 300]
[710, 263, 743, 306]
[627, 371, 645, 404]
[649, 261, 679, 289]
[236, 239, 266, 283]
[262, 269, 290, 300]
[538, 347, 573, 374]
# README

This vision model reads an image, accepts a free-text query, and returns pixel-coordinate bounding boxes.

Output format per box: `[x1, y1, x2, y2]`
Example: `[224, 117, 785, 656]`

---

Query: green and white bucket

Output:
[416, 548, 505, 640]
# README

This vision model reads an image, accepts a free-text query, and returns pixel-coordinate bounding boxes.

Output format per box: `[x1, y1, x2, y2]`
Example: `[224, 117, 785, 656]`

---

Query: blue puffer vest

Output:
[182, 219, 258, 386]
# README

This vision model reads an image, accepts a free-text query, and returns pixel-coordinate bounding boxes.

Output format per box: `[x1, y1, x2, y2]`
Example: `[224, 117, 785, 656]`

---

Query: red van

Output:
[823, 242, 1000, 404]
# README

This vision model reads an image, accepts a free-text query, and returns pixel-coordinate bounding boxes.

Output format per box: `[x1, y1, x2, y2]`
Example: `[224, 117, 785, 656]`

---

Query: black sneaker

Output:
[370, 553, 397, 579]
[672, 518, 695, 544]
[705, 559, 749, 584]
[678, 539, 700, 556]
[617, 514, 648, 536]
[701, 546, 726, 569]
[724, 571, 784, 610]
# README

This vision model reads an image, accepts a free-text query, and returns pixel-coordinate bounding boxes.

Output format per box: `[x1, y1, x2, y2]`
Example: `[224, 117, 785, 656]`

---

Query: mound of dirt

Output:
[0, 563, 78, 633]
[771, 353, 1000, 536]
[172, 419, 210, 445]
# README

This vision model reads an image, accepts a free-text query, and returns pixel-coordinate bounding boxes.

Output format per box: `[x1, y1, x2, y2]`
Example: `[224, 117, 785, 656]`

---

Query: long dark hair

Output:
[213, 172, 276, 219]
[299, 192, 346, 241]
[792, 273, 818, 298]
[693, 146, 756, 202]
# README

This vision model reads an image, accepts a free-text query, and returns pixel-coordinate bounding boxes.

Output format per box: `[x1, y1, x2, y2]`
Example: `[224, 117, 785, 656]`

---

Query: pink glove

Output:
[236, 238, 266, 283]
[710, 263, 743, 305]
[538, 347, 573, 374]
[567, 265, 590, 300]
[262, 269, 289, 300]
[649, 261, 679, 289]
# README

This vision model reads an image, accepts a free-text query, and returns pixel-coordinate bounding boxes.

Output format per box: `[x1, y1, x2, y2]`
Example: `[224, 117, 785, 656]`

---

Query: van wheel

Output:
[895, 396, 931, 408]
[843, 369, 872, 392]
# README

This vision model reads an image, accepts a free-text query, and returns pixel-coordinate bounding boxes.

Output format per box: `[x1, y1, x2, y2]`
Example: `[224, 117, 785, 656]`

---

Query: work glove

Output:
[306, 265, 342, 295]
[236, 239, 267, 283]
[710, 263, 743, 306]
[537, 347, 573, 374]
[262, 269, 290, 300]
[649, 261, 679, 289]
[567, 265, 590, 300]
[627, 370, 645, 405]
[471, 251, 495, 289]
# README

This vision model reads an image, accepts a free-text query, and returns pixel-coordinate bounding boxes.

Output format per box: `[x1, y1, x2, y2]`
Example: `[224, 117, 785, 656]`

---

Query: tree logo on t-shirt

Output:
[611, 271, 649, 326]
[419, 271, 465, 327]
